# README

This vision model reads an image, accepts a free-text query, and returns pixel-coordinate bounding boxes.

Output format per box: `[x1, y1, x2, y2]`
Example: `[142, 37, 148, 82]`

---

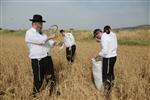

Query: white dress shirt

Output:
[99, 31, 117, 58]
[63, 33, 76, 47]
[25, 28, 55, 59]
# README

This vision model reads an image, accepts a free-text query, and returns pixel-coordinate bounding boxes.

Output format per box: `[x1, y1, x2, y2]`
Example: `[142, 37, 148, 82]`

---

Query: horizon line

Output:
[1, 24, 150, 30]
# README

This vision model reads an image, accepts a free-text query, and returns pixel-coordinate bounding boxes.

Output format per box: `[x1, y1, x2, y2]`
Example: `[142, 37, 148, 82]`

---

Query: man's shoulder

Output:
[102, 32, 107, 38]
[65, 33, 72, 36]
[26, 28, 37, 33]
[101, 33, 109, 40]
[110, 31, 117, 39]
[26, 28, 33, 33]
[66, 32, 72, 35]
[110, 31, 116, 35]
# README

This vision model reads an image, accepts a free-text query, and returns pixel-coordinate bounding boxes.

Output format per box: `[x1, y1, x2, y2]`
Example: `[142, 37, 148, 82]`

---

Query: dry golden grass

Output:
[0, 29, 150, 100]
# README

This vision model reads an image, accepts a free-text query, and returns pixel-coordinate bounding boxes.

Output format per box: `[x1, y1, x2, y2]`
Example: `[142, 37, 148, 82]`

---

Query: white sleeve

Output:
[99, 37, 108, 57]
[25, 31, 47, 45]
[114, 34, 118, 49]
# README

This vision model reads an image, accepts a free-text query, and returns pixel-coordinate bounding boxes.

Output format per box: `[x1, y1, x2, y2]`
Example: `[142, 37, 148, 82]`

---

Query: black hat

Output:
[93, 29, 102, 38]
[29, 14, 46, 22]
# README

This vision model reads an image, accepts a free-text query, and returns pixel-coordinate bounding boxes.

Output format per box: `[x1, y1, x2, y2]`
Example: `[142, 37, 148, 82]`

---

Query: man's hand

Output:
[95, 55, 102, 61]
[58, 42, 64, 46]
[53, 41, 57, 46]
[48, 34, 55, 40]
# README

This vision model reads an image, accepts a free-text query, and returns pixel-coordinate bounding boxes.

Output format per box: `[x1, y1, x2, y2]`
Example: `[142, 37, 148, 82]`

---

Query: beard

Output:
[36, 28, 42, 34]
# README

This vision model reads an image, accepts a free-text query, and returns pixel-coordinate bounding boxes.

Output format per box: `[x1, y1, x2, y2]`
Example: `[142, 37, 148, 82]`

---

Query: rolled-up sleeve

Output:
[25, 31, 47, 45]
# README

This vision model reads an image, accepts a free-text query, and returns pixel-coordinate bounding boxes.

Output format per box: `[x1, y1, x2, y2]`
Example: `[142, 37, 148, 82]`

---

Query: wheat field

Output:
[0, 28, 150, 100]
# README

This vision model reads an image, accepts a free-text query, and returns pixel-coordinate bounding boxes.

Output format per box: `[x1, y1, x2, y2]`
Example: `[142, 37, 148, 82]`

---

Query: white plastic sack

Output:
[48, 40, 55, 47]
[92, 58, 103, 90]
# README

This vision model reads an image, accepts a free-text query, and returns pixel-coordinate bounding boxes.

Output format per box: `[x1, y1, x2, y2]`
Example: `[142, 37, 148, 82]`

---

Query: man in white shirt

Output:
[93, 25, 117, 92]
[59, 29, 76, 64]
[25, 14, 58, 97]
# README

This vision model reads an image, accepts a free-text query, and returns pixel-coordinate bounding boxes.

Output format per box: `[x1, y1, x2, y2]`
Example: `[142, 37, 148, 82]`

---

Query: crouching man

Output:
[25, 14, 60, 97]
[93, 26, 117, 93]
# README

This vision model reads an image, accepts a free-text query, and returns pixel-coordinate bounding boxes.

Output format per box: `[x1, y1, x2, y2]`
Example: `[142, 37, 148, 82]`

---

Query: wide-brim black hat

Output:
[29, 14, 46, 22]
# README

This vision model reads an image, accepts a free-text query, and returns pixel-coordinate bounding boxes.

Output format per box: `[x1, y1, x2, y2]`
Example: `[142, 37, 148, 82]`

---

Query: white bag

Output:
[92, 58, 103, 90]
[48, 40, 55, 47]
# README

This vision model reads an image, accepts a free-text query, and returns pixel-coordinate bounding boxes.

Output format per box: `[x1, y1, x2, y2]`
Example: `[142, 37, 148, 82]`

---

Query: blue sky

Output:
[0, 0, 150, 29]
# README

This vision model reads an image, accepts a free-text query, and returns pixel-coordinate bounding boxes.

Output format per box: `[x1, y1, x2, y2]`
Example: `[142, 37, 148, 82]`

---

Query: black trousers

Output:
[31, 56, 55, 93]
[102, 56, 117, 90]
[66, 45, 76, 62]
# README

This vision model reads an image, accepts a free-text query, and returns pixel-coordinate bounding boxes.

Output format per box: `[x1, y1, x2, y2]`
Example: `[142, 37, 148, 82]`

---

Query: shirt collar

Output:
[31, 27, 43, 35]
[31, 27, 37, 32]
